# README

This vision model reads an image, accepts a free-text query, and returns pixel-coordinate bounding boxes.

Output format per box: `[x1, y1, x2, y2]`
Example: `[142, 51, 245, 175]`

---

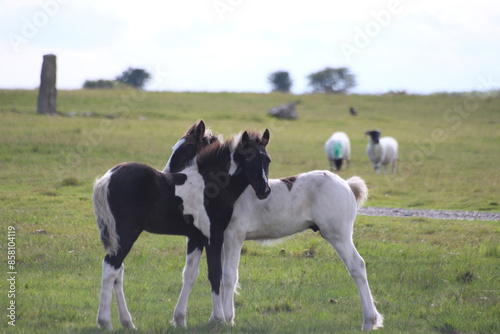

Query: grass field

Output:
[0, 89, 499, 333]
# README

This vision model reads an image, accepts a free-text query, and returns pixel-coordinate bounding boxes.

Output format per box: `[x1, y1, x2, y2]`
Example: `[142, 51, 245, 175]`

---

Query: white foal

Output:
[174, 171, 383, 330]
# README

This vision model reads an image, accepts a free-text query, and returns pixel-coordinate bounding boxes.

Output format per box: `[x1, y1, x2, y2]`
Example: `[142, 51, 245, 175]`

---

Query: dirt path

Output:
[358, 207, 500, 221]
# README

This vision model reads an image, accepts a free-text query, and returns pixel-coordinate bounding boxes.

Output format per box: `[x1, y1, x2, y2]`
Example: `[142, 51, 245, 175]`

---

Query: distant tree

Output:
[268, 71, 292, 93]
[116, 68, 151, 89]
[307, 67, 356, 94]
[83, 79, 115, 89]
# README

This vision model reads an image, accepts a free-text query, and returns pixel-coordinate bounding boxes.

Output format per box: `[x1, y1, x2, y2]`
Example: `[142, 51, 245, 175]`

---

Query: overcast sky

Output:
[1, 0, 499, 94]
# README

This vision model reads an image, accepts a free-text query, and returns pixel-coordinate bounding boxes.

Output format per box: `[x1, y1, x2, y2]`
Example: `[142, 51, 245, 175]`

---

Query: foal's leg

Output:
[172, 238, 204, 327]
[221, 231, 245, 324]
[113, 264, 135, 329]
[205, 234, 225, 323]
[323, 232, 383, 330]
[97, 259, 119, 330]
[97, 259, 135, 329]
[97, 230, 141, 330]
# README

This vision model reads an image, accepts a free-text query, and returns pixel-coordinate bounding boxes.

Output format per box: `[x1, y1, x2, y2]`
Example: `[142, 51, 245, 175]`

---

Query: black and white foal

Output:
[93, 127, 271, 330]
[166, 125, 384, 330]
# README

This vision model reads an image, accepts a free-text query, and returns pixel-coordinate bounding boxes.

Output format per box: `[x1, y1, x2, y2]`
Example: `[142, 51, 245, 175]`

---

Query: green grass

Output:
[1, 89, 498, 211]
[0, 89, 499, 333]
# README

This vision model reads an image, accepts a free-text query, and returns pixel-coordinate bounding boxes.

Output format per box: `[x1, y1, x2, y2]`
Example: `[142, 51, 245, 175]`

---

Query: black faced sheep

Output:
[365, 130, 398, 173]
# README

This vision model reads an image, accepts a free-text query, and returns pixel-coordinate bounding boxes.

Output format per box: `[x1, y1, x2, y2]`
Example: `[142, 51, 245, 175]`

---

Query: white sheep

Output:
[365, 130, 398, 173]
[324, 131, 351, 171]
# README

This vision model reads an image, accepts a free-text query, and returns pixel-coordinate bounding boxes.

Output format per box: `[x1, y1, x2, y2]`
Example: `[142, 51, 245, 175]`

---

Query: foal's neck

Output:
[198, 148, 248, 205]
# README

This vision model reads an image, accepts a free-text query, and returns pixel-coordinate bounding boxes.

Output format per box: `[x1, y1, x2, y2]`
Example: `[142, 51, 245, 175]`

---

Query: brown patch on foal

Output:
[281, 176, 297, 191]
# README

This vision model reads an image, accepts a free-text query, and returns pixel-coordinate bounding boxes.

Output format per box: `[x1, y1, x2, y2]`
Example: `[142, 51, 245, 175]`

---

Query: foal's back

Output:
[231, 170, 356, 240]
[107, 162, 200, 236]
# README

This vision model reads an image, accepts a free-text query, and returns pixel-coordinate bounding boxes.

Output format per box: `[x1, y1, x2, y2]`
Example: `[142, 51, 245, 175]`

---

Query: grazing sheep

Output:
[365, 130, 398, 173]
[324, 131, 351, 171]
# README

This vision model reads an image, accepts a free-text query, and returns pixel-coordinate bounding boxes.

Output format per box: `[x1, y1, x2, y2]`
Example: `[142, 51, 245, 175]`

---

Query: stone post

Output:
[37, 54, 57, 115]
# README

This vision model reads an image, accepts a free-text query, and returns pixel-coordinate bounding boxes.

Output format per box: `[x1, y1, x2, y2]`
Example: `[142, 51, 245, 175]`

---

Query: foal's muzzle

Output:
[256, 184, 271, 200]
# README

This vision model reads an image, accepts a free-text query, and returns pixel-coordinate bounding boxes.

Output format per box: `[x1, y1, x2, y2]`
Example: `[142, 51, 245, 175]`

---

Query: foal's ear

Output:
[194, 120, 206, 141]
[261, 129, 270, 147]
[186, 120, 205, 137]
[241, 131, 250, 145]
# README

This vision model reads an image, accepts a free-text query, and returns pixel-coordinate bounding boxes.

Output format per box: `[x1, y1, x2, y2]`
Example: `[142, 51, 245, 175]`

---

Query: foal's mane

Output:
[196, 131, 263, 171]
[196, 137, 231, 171]
[203, 127, 222, 145]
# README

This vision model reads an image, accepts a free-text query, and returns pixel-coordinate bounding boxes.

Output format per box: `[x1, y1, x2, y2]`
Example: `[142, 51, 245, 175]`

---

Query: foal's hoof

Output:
[225, 315, 235, 326]
[208, 315, 226, 324]
[362, 313, 384, 330]
[170, 317, 187, 328]
[121, 320, 136, 330]
[97, 318, 113, 330]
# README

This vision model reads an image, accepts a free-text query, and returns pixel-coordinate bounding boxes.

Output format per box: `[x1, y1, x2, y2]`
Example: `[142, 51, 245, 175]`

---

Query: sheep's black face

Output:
[334, 158, 343, 171]
[365, 130, 381, 144]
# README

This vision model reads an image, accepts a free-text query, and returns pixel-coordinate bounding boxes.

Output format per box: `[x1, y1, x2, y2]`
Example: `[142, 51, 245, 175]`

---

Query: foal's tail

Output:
[93, 170, 119, 256]
[347, 176, 368, 208]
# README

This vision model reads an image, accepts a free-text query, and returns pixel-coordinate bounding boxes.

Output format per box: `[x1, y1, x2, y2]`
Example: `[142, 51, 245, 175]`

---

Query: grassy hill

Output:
[1, 89, 499, 211]
[0, 89, 498, 333]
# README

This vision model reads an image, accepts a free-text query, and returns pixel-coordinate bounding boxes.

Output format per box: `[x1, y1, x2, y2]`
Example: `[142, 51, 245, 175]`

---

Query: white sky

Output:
[1, 0, 499, 94]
